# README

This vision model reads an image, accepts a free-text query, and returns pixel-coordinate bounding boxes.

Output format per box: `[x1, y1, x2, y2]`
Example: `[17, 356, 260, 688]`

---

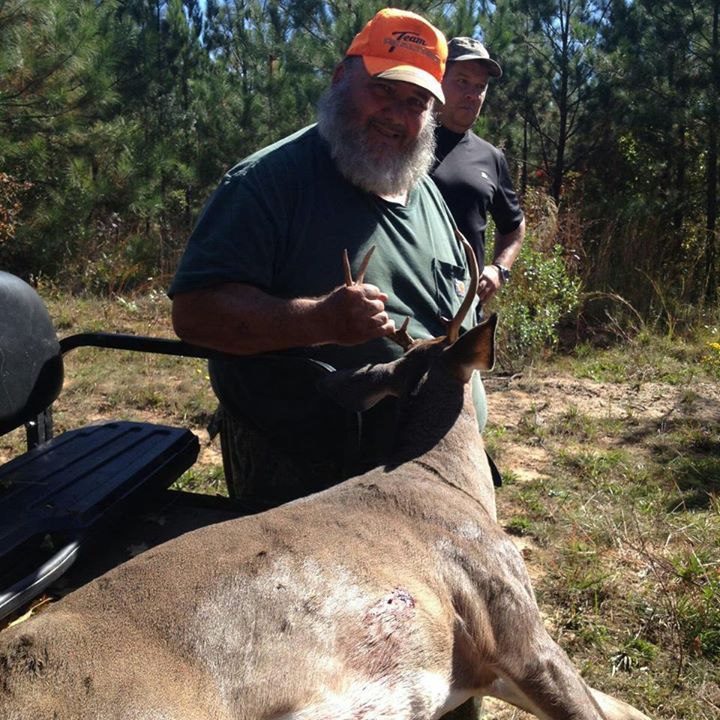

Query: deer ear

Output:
[443, 313, 498, 382]
[317, 360, 405, 412]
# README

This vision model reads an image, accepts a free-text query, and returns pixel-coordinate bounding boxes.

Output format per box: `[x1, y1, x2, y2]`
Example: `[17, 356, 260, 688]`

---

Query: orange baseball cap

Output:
[345, 9, 447, 103]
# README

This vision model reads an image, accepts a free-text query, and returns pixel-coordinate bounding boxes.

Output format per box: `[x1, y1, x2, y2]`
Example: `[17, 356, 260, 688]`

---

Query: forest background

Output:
[1, 0, 719, 331]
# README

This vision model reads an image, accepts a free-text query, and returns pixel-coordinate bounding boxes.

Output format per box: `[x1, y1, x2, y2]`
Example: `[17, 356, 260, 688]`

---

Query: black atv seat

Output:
[0, 271, 219, 620]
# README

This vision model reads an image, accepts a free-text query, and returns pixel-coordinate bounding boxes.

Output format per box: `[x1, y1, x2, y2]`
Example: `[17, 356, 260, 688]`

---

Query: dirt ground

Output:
[485, 372, 720, 481]
[476, 372, 720, 719]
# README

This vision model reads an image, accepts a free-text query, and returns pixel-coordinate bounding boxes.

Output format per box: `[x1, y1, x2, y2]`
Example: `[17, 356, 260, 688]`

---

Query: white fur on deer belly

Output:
[273, 671, 454, 720]
[187, 557, 455, 717]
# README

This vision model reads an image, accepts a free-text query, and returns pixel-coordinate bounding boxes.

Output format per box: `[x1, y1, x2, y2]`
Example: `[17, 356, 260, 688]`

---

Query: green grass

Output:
[568, 328, 720, 385]
[173, 465, 226, 494]
[505, 515, 535, 537]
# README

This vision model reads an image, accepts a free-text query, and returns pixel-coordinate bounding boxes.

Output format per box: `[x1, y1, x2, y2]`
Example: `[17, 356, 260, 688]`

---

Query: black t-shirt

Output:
[431, 126, 524, 268]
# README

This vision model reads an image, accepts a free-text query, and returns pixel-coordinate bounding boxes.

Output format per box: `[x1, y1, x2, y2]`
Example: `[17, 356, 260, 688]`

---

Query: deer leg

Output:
[485, 652, 606, 720]
[588, 688, 654, 720]
[485, 637, 652, 720]
[479, 599, 605, 720]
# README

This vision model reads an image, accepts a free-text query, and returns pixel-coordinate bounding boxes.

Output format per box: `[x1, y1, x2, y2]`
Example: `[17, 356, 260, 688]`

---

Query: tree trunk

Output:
[704, 0, 719, 303]
[551, 0, 571, 203]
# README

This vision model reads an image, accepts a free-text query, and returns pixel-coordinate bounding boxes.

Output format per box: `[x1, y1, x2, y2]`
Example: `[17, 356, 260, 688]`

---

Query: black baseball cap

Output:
[447, 37, 502, 78]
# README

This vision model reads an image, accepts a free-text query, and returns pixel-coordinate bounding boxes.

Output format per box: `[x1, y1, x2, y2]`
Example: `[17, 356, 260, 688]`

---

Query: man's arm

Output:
[477, 217, 526, 304]
[172, 281, 397, 356]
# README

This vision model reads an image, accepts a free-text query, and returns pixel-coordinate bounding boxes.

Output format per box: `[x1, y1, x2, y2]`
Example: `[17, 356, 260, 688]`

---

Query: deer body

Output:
[0, 320, 651, 720]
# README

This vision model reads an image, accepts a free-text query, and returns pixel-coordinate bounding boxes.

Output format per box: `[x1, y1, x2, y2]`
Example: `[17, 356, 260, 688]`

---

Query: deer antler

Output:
[389, 317, 415, 351]
[343, 246, 375, 287]
[445, 229, 480, 343]
[343, 246, 417, 352]
[387, 229, 478, 350]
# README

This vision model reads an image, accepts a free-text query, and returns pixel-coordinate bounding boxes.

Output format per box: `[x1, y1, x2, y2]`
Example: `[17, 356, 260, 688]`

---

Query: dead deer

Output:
[0, 240, 653, 720]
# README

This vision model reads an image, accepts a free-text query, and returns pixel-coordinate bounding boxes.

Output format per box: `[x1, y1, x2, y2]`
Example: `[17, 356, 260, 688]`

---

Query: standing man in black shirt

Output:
[432, 37, 525, 311]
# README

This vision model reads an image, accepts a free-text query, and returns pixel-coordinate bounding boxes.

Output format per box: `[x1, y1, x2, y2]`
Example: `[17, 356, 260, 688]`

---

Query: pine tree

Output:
[582, 0, 718, 307]
[0, 0, 121, 280]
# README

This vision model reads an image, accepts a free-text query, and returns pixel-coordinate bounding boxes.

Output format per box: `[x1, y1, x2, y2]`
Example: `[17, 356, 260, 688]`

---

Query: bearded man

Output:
[170, 9, 486, 512]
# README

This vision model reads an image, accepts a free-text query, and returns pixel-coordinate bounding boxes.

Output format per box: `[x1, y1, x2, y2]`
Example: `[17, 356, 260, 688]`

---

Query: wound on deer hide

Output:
[365, 588, 416, 640]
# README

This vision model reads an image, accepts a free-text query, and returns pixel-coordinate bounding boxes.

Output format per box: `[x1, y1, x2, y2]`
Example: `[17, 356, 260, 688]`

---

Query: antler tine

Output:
[446, 229, 480, 343]
[342, 246, 414, 352]
[342, 249, 353, 287]
[354, 245, 375, 285]
[389, 317, 416, 351]
[343, 246, 376, 286]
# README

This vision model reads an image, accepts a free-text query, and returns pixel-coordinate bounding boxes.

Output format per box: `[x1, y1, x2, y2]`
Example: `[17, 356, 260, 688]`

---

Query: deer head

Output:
[330, 232, 496, 499]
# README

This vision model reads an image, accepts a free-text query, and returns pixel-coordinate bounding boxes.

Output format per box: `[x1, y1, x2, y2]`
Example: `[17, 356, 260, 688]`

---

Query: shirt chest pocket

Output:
[433, 258, 470, 307]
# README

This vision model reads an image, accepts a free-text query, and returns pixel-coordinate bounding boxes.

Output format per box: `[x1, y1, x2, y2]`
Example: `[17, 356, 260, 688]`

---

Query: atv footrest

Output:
[0, 421, 199, 618]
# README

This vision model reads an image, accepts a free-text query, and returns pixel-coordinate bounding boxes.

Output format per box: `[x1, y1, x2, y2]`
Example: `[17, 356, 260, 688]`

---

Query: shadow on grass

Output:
[619, 416, 720, 511]
[665, 455, 720, 511]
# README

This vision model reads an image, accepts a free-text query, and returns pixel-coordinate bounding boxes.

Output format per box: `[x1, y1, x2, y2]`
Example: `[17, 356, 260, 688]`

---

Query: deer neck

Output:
[387, 373, 496, 519]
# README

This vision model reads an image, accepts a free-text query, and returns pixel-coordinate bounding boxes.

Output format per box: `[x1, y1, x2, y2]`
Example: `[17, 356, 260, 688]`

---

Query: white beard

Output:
[317, 78, 436, 198]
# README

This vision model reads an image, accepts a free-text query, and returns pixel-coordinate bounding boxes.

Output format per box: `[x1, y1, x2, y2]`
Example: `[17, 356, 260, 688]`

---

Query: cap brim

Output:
[449, 54, 502, 77]
[362, 57, 445, 104]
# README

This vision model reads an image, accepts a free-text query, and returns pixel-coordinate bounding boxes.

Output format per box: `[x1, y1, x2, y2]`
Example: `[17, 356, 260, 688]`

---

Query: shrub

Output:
[701, 341, 720, 380]
[0, 172, 32, 250]
[490, 239, 582, 372]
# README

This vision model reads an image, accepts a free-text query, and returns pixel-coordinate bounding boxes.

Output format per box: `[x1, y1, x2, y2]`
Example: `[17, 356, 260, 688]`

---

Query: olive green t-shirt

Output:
[170, 125, 487, 433]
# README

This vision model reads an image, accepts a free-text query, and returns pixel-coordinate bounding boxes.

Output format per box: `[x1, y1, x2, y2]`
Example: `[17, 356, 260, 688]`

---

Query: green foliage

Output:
[570, 329, 720, 385]
[505, 515, 534, 536]
[554, 448, 631, 489]
[491, 236, 582, 372]
[172, 465, 226, 494]
[0, 172, 31, 246]
[612, 636, 658, 674]
[0, 0, 135, 282]
[701, 341, 720, 379]
[578, 0, 720, 308]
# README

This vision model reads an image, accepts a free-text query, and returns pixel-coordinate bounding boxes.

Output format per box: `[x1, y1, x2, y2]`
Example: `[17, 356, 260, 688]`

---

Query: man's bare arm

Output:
[477, 217, 526, 304]
[492, 216, 526, 270]
[172, 282, 397, 356]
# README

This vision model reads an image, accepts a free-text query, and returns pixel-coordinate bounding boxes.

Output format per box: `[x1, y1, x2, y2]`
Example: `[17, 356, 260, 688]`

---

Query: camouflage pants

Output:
[218, 407, 345, 511]
[216, 393, 396, 510]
